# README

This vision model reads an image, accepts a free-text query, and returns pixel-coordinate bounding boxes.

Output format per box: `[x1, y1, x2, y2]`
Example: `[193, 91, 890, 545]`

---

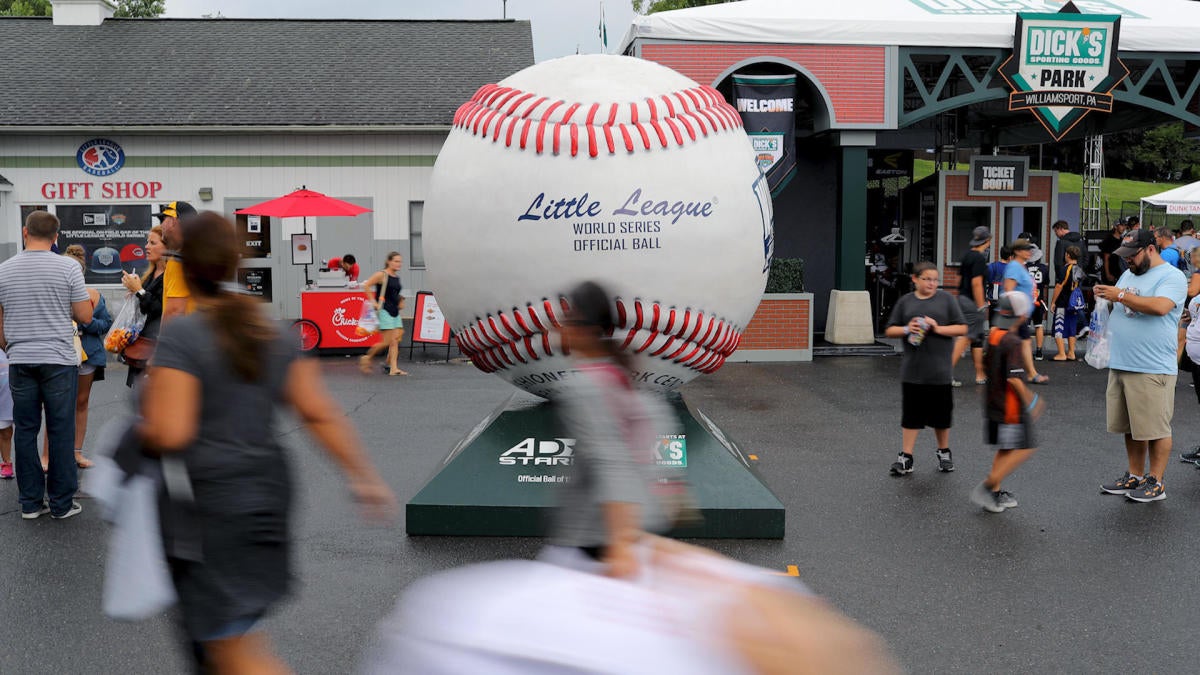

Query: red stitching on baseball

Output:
[650, 336, 676, 357]
[543, 299, 561, 327]
[453, 298, 742, 382]
[527, 305, 547, 333]
[664, 117, 683, 146]
[636, 331, 658, 354]
[505, 92, 534, 115]
[520, 119, 533, 150]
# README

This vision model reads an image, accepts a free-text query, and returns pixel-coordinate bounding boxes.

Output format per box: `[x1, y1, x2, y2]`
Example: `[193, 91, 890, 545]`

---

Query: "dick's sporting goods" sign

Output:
[998, 3, 1129, 141]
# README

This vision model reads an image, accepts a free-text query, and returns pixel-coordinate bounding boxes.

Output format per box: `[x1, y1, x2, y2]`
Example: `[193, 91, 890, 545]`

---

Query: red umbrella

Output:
[235, 187, 371, 226]
[235, 187, 372, 286]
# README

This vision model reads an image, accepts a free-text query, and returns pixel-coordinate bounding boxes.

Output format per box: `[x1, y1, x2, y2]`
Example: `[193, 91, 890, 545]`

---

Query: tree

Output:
[632, 0, 737, 14]
[0, 0, 51, 16]
[112, 0, 163, 18]
[0, 0, 163, 17]
[1130, 122, 1200, 181]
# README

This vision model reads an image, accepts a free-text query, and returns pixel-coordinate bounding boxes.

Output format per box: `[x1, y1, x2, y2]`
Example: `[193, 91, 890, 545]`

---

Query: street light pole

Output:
[502, 0, 507, 19]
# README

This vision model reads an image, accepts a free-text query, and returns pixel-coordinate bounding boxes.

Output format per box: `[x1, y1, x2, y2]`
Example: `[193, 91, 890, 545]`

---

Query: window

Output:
[409, 201, 425, 268]
[948, 205, 992, 264]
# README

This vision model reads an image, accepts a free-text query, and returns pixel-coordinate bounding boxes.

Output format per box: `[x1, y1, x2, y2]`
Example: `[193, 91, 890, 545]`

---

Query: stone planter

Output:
[729, 292, 813, 362]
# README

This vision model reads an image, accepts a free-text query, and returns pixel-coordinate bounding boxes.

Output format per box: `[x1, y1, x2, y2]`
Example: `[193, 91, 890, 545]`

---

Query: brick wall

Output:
[641, 44, 887, 125]
[738, 296, 810, 350]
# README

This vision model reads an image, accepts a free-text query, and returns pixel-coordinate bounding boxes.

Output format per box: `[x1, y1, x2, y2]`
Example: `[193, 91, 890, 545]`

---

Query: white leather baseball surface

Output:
[424, 54, 772, 399]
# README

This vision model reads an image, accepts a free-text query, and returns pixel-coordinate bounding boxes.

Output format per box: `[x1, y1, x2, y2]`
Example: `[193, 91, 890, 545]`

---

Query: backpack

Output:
[1169, 245, 1192, 275]
[986, 260, 1007, 303]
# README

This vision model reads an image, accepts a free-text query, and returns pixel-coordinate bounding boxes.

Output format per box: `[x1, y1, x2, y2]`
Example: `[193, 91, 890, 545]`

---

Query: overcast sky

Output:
[162, 0, 637, 62]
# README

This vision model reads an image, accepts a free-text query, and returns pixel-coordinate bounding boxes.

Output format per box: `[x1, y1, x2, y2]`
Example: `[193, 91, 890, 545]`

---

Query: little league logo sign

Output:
[76, 138, 125, 177]
[999, 6, 1129, 141]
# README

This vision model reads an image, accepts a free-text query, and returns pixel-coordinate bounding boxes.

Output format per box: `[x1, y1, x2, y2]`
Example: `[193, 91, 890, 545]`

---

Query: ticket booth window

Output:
[948, 204, 993, 264]
[1004, 205, 1045, 244]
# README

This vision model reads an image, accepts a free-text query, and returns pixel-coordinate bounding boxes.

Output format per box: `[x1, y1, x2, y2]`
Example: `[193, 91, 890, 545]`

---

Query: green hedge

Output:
[764, 257, 805, 293]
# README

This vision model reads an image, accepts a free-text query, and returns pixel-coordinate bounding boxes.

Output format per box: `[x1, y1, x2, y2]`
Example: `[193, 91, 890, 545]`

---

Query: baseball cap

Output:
[120, 243, 146, 264]
[993, 291, 1032, 330]
[90, 246, 123, 274]
[968, 226, 991, 247]
[1114, 229, 1154, 257]
[1028, 242, 1044, 263]
[1011, 238, 1035, 251]
[154, 201, 196, 221]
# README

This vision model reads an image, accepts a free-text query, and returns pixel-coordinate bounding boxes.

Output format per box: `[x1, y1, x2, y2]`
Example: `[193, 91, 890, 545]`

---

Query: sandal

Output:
[975, 378, 988, 385]
[388, 369, 409, 376]
[1028, 374, 1050, 385]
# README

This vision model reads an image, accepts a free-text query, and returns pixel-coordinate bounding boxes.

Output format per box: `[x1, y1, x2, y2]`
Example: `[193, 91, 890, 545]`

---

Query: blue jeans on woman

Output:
[10, 364, 78, 516]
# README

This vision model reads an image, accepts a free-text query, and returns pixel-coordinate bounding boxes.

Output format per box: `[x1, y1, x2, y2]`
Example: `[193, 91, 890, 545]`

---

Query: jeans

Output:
[10, 364, 79, 515]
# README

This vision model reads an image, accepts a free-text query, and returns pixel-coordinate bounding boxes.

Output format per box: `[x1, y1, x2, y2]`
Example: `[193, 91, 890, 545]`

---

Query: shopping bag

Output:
[1068, 287, 1087, 312]
[102, 472, 177, 620]
[104, 294, 147, 354]
[1085, 300, 1110, 369]
[356, 302, 380, 336]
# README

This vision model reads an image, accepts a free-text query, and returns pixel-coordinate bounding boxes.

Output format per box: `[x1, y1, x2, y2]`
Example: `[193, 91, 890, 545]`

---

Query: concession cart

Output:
[235, 187, 378, 353]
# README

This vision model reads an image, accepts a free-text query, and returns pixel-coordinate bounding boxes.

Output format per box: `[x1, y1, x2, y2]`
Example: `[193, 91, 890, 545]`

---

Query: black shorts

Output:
[1017, 323, 1032, 340]
[1030, 304, 1046, 325]
[901, 383, 954, 430]
[985, 419, 1036, 450]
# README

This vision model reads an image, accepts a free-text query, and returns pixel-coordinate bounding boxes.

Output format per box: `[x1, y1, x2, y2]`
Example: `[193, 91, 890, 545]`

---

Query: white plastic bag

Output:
[356, 301, 380, 336]
[104, 293, 147, 354]
[102, 472, 177, 620]
[1085, 300, 1111, 370]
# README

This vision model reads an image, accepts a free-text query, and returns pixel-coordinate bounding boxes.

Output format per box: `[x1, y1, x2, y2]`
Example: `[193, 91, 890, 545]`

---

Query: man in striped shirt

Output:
[0, 211, 93, 519]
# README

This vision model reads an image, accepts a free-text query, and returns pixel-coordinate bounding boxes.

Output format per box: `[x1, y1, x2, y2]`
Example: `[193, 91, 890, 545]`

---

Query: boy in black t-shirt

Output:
[971, 292, 1044, 513]
[883, 262, 967, 476]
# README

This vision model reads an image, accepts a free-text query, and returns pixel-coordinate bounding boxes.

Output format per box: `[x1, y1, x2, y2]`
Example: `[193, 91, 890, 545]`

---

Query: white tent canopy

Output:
[1141, 180, 1200, 215]
[621, 0, 1200, 52]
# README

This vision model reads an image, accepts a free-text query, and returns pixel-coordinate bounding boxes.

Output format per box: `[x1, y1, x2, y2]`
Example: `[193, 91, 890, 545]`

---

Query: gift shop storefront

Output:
[0, 7, 534, 322]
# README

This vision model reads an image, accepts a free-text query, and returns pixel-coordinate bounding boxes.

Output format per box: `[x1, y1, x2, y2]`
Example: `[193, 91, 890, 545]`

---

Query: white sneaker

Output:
[50, 501, 82, 520]
[21, 505, 50, 520]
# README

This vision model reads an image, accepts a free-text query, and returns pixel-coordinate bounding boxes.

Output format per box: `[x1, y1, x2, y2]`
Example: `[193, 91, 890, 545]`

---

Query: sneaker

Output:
[936, 449, 955, 472]
[0, 462, 12, 479]
[970, 482, 1006, 513]
[996, 490, 1018, 509]
[50, 501, 82, 520]
[1180, 446, 1200, 463]
[889, 453, 913, 476]
[951, 378, 964, 388]
[21, 505, 50, 520]
[1126, 476, 1166, 503]
[1035, 348, 1045, 361]
[1100, 472, 1142, 495]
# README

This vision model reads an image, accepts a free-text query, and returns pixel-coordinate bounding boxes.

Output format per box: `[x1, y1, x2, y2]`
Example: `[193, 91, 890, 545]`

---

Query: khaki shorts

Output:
[1106, 370, 1176, 441]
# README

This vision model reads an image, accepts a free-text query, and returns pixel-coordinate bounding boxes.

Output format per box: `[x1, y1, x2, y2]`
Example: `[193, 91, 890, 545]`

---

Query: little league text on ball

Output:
[519, 189, 715, 226]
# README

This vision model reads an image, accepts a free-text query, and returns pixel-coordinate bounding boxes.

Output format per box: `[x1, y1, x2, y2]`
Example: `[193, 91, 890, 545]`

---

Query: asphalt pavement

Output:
[1, 352, 1198, 674]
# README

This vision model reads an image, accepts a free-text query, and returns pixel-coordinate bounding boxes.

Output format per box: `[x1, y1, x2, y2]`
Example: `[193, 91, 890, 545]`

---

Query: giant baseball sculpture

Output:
[424, 55, 773, 399]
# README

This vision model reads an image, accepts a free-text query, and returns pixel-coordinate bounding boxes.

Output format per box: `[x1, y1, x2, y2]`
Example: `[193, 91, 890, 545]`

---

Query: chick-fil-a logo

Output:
[518, 189, 715, 226]
[331, 296, 370, 343]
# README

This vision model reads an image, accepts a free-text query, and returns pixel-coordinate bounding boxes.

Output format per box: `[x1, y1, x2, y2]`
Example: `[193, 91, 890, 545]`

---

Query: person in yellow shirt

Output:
[155, 201, 197, 323]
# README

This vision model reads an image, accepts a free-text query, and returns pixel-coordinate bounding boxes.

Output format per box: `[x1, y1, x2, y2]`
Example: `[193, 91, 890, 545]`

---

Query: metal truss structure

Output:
[1081, 135, 1104, 231]
[899, 48, 1200, 131]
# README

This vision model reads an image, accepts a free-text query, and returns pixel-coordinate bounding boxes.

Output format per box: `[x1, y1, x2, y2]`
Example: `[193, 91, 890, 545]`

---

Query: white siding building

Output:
[0, 4, 534, 319]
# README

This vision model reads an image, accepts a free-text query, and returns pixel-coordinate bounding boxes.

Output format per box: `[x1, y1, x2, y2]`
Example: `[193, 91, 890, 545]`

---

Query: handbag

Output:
[73, 322, 87, 364]
[121, 336, 157, 369]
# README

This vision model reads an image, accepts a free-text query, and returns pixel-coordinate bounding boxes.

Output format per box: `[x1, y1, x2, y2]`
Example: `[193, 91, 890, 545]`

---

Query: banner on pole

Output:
[732, 74, 797, 197]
